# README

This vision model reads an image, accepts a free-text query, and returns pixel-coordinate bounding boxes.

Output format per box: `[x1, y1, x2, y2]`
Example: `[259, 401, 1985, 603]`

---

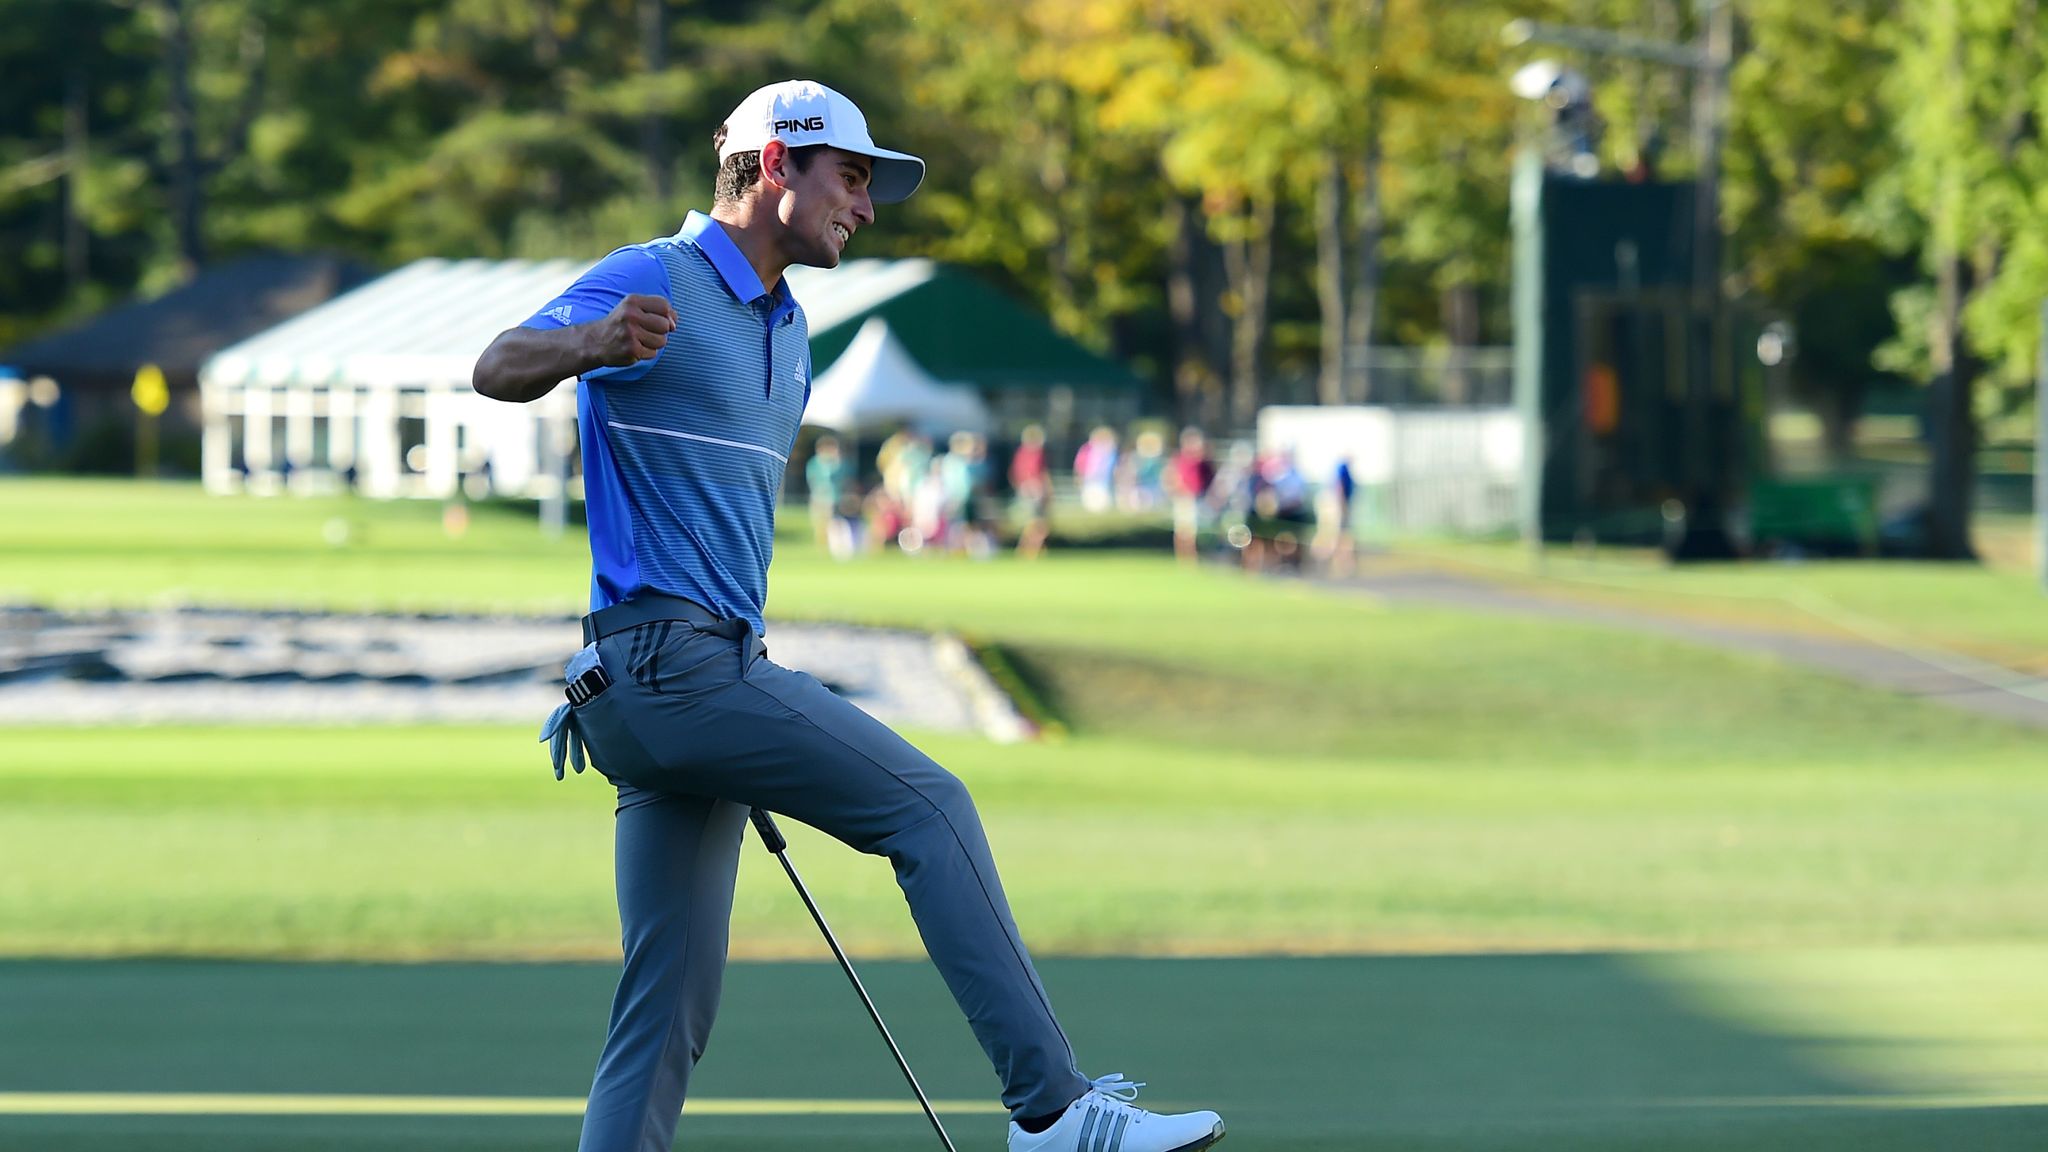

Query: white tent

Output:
[802, 317, 990, 435]
[199, 257, 591, 500]
[200, 258, 1014, 503]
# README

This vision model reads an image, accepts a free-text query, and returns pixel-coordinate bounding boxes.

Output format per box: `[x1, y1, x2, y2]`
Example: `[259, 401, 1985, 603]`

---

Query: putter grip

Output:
[749, 808, 789, 853]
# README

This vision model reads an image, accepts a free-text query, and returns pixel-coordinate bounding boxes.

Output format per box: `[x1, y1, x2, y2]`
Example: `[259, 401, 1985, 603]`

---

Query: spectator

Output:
[938, 431, 978, 552]
[877, 426, 929, 512]
[900, 432, 934, 507]
[877, 427, 909, 494]
[1168, 427, 1217, 565]
[805, 436, 857, 560]
[909, 455, 950, 552]
[1253, 449, 1312, 571]
[1315, 454, 1358, 577]
[1264, 451, 1308, 521]
[1125, 429, 1167, 511]
[1074, 425, 1119, 512]
[863, 484, 906, 554]
[943, 431, 998, 558]
[1211, 442, 1262, 568]
[1010, 424, 1053, 560]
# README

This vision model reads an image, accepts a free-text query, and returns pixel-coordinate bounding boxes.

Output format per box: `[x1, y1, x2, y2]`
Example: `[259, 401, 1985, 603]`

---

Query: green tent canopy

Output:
[786, 259, 1142, 394]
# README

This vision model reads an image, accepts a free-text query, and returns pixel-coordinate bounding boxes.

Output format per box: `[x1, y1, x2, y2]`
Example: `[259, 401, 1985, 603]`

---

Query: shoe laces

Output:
[1085, 1073, 1147, 1106]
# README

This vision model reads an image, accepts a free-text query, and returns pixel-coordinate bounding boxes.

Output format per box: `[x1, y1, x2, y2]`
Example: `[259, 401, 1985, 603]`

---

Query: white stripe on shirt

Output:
[606, 420, 790, 465]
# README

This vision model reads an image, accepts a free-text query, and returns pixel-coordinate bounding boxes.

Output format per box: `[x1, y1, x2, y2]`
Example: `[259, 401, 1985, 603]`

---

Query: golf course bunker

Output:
[0, 607, 1031, 740]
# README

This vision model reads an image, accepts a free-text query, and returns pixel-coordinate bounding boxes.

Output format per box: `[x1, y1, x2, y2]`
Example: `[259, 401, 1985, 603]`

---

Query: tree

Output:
[1377, 2, 1519, 399]
[1723, 0, 1904, 461]
[825, 0, 1172, 364]
[1093, 0, 1335, 425]
[1052, 0, 1229, 425]
[0, 0, 158, 343]
[1879, 0, 2047, 557]
[321, 0, 694, 261]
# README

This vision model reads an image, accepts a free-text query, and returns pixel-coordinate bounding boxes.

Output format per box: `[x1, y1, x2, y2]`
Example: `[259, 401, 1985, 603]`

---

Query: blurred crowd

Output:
[801, 423, 1360, 575]
[807, 428, 1006, 561]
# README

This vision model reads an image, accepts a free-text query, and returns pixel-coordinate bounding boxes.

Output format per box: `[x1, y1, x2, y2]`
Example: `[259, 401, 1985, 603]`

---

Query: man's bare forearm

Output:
[475, 294, 673, 403]
[472, 325, 604, 404]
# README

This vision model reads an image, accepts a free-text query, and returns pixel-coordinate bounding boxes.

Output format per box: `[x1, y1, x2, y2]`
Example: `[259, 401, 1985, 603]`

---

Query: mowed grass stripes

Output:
[3, 956, 2046, 1151]
[0, 1094, 1002, 1117]
[4, 724, 2046, 958]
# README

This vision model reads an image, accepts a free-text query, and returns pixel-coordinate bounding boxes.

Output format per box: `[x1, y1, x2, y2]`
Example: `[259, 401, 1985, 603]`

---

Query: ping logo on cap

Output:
[720, 80, 924, 203]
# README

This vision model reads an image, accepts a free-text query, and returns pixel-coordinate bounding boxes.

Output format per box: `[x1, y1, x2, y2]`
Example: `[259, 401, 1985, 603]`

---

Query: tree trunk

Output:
[63, 66, 88, 292]
[218, 17, 267, 173]
[161, 0, 203, 274]
[1224, 193, 1276, 429]
[1037, 108, 1080, 339]
[534, 0, 562, 211]
[1344, 0, 1389, 402]
[533, 0, 559, 66]
[1314, 156, 1346, 405]
[1346, 125, 1384, 403]
[1816, 386, 1857, 467]
[1923, 0, 1980, 561]
[1166, 196, 1224, 429]
[1925, 249, 1977, 559]
[640, 0, 669, 203]
[1440, 282, 1481, 404]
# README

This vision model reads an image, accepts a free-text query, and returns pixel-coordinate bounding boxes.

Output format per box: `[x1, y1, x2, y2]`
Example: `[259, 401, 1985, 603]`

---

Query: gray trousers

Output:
[568, 596, 1089, 1152]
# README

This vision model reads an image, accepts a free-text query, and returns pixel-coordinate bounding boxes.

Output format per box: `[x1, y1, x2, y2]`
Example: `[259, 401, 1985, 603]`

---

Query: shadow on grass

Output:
[0, 955, 2035, 1151]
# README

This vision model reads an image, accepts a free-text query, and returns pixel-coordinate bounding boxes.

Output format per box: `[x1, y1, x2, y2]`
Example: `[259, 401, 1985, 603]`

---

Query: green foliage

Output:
[819, 0, 1172, 350]
[1375, 3, 1518, 296]
[1878, 0, 2048, 397]
[0, 0, 1537, 403]
[9, 1, 2048, 429]
[1723, 2, 1909, 434]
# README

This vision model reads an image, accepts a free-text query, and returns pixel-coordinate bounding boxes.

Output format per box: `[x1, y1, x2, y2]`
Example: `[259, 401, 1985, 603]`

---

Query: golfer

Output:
[474, 80, 1225, 1152]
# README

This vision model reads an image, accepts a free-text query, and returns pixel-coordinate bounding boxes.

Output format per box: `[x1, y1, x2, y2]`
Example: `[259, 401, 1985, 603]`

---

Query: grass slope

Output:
[6, 480, 2046, 1148]
[1, 478, 2042, 957]
[1405, 533, 2048, 673]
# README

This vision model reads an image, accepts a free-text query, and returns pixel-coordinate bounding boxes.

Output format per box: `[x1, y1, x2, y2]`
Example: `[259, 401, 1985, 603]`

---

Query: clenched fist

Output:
[593, 294, 676, 367]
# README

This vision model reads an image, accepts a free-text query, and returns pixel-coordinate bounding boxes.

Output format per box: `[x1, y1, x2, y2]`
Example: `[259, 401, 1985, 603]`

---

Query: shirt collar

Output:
[676, 211, 796, 318]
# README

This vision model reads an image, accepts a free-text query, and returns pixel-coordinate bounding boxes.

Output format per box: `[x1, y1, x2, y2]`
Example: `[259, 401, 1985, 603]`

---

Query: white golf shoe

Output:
[1007, 1074, 1225, 1152]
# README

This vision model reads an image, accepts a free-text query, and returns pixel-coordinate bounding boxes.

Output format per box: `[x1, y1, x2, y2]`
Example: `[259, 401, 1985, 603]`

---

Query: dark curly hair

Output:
[712, 122, 826, 206]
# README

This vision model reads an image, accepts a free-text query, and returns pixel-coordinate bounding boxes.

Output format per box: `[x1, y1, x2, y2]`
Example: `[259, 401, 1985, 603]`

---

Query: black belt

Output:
[581, 592, 727, 644]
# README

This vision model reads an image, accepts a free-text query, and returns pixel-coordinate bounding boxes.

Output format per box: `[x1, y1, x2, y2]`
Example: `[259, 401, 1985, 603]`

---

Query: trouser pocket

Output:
[572, 686, 664, 783]
[581, 618, 771, 787]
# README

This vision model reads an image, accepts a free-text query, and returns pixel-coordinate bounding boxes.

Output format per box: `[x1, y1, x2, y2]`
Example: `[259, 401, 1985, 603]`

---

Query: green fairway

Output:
[1, 954, 2043, 1151]
[4, 479, 2047, 957]
[5, 477, 2044, 767]
[6, 478, 2046, 1148]
[1404, 533, 2048, 674]
[7, 480, 2040, 664]
[3, 724, 2044, 958]
[0, 479, 591, 615]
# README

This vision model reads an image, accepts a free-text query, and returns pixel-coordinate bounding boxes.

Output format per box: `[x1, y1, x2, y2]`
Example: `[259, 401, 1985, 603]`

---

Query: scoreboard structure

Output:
[1511, 151, 1768, 555]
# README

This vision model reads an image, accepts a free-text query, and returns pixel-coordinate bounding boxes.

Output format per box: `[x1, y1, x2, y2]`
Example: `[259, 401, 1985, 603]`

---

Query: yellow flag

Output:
[132, 363, 169, 416]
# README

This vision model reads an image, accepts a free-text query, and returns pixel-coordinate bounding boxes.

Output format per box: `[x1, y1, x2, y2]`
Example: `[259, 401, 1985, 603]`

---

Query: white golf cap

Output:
[717, 80, 926, 204]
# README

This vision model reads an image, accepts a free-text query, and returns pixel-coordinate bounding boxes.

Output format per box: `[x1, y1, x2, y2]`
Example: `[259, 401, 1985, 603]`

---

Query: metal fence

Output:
[1258, 404, 1523, 537]
[1263, 346, 1516, 408]
[1349, 346, 1515, 407]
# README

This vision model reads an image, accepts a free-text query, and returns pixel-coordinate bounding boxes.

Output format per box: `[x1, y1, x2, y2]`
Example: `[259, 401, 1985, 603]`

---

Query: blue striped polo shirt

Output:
[522, 212, 810, 632]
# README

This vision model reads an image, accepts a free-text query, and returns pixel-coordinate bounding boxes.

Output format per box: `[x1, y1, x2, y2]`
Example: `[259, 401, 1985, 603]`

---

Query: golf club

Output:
[748, 807, 960, 1152]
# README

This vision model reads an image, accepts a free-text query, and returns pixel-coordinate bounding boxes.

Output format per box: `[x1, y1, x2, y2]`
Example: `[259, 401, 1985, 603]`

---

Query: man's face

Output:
[767, 143, 876, 269]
